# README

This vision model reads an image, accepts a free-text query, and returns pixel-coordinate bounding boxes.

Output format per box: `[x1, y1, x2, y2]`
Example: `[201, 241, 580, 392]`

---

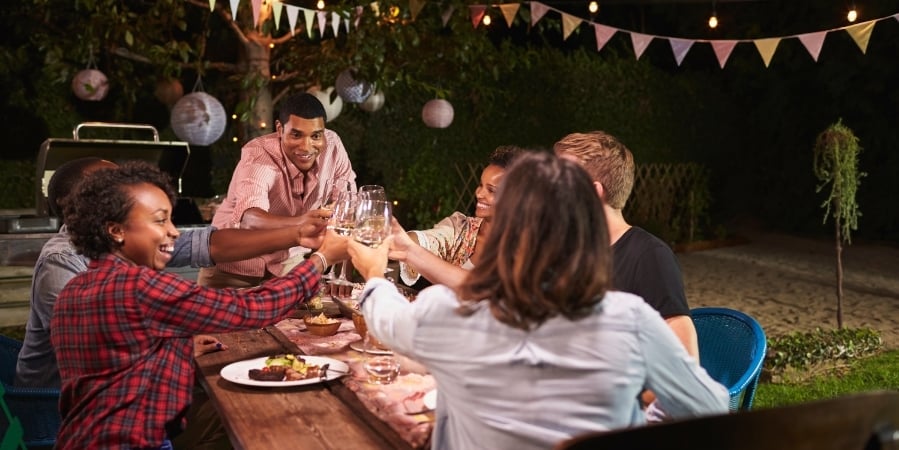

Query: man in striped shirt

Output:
[199, 93, 356, 288]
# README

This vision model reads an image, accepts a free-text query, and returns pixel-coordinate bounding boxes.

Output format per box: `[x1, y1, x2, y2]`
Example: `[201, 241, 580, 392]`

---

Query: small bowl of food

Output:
[303, 313, 341, 337]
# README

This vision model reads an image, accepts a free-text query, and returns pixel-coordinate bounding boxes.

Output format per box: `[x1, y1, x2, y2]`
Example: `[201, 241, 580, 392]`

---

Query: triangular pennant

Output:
[530, 2, 549, 26]
[441, 5, 455, 27]
[209, 0, 215, 11]
[229, 0, 240, 20]
[593, 24, 617, 52]
[669, 38, 694, 66]
[370, 2, 380, 17]
[251, 0, 262, 28]
[410, 0, 426, 20]
[304, 8, 315, 38]
[286, 5, 300, 36]
[272, 1, 284, 29]
[331, 12, 340, 36]
[630, 32, 653, 60]
[469, 5, 486, 28]
[711, 40, 737, 69]
[317, 11, 327, 36]
[753, 38, 780, 67]
[894, 13, 899, 22]
[498, 4, 520, 27]
[845, 20, 876, 54]
[561, 13, 583, 41]
[344, 16, 350, 32]
[355, 6, 364, 28]
[797, 31, 827, 62]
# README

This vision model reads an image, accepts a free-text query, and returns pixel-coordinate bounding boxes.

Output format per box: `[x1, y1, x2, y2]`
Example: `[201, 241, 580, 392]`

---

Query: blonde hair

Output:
[553, 131, 635, 209]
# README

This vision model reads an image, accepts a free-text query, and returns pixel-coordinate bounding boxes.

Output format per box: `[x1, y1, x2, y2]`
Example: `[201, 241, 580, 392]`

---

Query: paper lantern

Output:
[154, 78, 184, 108]
[170, 92, 227, 146]
[359, 90, 385, 113]
[71, 69, 109, 101]
[307, 86, 343, 122]
[422, 99, 454, 128]
[335, 69, 373, 104]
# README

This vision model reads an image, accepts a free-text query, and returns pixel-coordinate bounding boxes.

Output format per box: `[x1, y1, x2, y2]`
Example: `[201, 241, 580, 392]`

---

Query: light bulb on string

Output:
[316, 0, 325, 10]
[847, 7, 858, 22]
[588, 1, 599, 14]
[483, 14, 491, 26]
[708, 14, 718, 29]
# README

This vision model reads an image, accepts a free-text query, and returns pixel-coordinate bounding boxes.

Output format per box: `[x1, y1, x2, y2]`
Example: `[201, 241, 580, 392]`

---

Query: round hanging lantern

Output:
[307, 86, 343, 122]
[71, 69, 109, 101]
[422, 99, 454, 128]
[154, 78, 184, 108]
[170, 92, 227, 146]
[335, 69, 373, 104]
[359, 90, 385, 113]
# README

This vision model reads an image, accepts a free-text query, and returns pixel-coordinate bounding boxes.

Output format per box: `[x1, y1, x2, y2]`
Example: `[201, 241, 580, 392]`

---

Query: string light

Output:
[260, 122, 267, 129]
[231, 114, 237, 119]
[847, 6, 858, 22]
[389, 5, 400, 18]
[588, 1, 599, 14]
[269, 43, 275, 49]
[232, 136, 238, 142]
[708, 0, 718, 29]
[483, 14, 491, 26]
[316, 0, 325, 10]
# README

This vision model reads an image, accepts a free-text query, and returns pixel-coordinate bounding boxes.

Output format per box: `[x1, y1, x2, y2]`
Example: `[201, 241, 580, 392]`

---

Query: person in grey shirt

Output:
[15, 157, 331, 388]
[349, 152, 729, 450]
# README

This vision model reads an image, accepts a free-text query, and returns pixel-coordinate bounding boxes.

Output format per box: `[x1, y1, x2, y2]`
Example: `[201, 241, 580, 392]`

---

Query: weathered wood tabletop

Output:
[194, 326, 415, 450]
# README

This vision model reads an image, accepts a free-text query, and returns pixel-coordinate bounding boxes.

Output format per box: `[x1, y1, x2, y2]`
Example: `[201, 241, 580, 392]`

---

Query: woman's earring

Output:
[116, 238, 124, 244]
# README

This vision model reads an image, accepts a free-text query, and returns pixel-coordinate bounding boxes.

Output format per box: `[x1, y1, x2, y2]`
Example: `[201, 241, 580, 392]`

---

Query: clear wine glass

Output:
[324, 179, 352, 210]
[328, 190, 358, 290]
[358, 185, 387, 202]
[353, 199, 392, 249]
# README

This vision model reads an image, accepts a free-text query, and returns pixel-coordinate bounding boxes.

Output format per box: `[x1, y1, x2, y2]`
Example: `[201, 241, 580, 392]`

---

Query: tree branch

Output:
[111, 47, 239, 73]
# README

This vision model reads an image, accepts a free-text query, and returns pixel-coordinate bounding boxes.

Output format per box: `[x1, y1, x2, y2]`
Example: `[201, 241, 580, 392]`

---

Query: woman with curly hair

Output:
[50, 161, 345, 449]
[348, 152, 728, 450]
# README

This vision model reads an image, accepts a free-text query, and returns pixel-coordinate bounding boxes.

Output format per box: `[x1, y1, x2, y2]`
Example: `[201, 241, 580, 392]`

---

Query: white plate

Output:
[423, 389, 437, 410]
[220, 356, 349, 387]
[349, 341, 394, 356]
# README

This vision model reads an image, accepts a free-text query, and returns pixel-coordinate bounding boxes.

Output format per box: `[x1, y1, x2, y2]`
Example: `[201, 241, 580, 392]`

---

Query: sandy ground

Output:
[678, 229, 899, 349]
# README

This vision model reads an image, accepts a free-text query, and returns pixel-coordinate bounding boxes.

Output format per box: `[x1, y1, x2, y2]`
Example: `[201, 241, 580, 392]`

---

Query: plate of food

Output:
[220, 354, 349, 387]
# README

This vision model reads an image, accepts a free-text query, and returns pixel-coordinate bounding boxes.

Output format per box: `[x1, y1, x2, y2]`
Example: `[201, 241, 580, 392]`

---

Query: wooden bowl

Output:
[303, 317, 341, 336]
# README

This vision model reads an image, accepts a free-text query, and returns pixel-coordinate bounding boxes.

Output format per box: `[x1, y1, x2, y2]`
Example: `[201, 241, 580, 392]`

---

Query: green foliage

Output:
[0, 161, 36, 209]
[813, 119, 866, 244]
[755, 350, 899, 409]
[764, 327, 882, 378]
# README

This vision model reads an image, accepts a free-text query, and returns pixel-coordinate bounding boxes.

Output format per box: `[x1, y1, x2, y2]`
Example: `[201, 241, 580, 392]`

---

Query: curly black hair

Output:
[488, 145, 527, 168]
[65, 160, 177, 259]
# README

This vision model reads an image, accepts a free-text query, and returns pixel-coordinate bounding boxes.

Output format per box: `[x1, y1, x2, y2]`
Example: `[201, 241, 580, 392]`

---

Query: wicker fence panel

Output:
[626, 162, 711, 245]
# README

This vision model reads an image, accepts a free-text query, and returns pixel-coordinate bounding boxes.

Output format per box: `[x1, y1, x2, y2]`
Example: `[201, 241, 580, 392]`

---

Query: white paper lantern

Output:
[307, 86, 343, 122]
[154, 78, 184, 108]
[422, 99, 454, 128]
[170, 92, 227, 146]
[71, 69, 109, 101]
[335, 69, 373, 104]
[359, 90, 385, 113]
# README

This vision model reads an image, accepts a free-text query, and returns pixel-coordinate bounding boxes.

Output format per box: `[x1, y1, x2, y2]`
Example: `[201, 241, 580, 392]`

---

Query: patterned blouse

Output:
[400, 212, 483, 285]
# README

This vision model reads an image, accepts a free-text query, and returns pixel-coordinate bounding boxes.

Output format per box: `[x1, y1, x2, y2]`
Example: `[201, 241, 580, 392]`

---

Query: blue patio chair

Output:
[691, 307, 767, 412]
[0, 335, 61, 448]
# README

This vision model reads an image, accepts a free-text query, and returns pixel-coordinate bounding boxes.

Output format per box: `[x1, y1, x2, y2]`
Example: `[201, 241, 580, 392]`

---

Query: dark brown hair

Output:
[458, 152, 612, 330]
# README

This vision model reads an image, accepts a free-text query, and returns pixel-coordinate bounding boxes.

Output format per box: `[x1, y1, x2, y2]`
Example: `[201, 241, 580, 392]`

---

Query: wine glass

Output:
[328, 190, 358, 291]
[353, 199, 392, 249]
[323, 179, 352, 210]
[358, 185, 387, 202]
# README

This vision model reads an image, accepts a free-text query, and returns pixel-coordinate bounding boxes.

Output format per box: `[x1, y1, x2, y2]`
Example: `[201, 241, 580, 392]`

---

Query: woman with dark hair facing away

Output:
[392, 145, 525, 289]
[50, 161, 346, 449]
[347, 152, 728, 450]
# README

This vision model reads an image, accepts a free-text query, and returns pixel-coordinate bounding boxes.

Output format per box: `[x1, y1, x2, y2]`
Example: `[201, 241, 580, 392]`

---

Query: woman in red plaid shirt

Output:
[50, 161, 346, 449]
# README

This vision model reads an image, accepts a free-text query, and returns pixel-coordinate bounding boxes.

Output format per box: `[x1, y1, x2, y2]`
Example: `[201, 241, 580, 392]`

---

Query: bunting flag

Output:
[754, 38, 780, 67]
[593, 24, 616, 52]
[355, 6, 364, 28]
[561, 13, 582, 40]
[304, 8, 315, 38]
[251, 0, 262, 27]
[441, 5, 455, 27]
[798, 31, 827, 62]
[317, 11, 327, 36]
[630, 32, 653, 60]
[331, 12, 340, 36]
[469, 5, 486, 28]
[209, 0, 215, 11]
[272, 1, 284, 29]
[711, 40, 737, 69]
[229, 0, 239, 20]
[499, 3, 520, 28]
[845, 21, 875, 54]
[669, 38, 693, 66]
[285, 5, 299, 35]
[410, 0, 426, 21]
[530, 1, 549, 26]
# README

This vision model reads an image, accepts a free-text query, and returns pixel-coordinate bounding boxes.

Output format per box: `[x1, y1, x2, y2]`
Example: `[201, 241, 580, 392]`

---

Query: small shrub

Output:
[764, 327, 882, 382]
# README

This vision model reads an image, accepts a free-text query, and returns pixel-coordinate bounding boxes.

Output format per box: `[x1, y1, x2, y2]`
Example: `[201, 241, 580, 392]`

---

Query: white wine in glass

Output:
[353, 200, 391, 248]
[330, 191, 358, 237]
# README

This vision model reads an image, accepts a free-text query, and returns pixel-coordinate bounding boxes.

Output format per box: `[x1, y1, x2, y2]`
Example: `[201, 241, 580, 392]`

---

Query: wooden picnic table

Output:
[193, 325, 416, 450]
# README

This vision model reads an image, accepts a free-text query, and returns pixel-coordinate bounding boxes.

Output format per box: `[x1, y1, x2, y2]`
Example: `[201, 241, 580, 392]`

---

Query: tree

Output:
[812, 119, 865, 329]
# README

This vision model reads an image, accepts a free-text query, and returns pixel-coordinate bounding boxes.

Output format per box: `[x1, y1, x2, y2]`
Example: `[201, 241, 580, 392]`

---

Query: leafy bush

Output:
[764, 327, 882, 382]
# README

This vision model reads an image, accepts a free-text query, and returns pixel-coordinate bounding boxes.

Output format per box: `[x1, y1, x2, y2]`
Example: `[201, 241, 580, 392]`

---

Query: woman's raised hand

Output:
[387, 217, 416, 262]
